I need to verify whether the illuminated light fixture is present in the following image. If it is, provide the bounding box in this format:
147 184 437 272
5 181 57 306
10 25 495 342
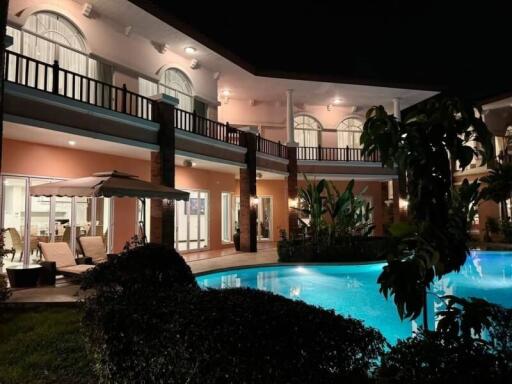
288 197 299 209
184 46 196 54
332 97 344 105
183 159 196 168
251 196 259 206
221 89 231 97
68 140 76 146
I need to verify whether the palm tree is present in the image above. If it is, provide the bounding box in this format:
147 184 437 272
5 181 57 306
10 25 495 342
480 162 512 219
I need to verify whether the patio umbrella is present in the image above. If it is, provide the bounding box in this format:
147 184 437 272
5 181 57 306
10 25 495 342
30 170 189 243
30 171 189 200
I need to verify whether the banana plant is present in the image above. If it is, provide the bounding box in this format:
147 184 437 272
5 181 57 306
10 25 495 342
295 175 327 242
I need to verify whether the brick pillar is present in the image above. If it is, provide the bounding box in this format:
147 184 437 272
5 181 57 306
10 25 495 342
150 94 177 247
0 0 10 173
287 145 299 238
240 132 257 252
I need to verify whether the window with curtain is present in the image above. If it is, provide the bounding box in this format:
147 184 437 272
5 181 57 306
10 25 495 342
294 115 321 147
6 12 112 99
336 117 363 148
138 68 194 112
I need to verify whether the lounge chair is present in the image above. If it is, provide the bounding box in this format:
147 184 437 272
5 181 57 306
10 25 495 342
39 242 94 276
78 236 111 264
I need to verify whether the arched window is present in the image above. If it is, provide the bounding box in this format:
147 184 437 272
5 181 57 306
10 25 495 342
294 114 321 147
336 117 363 148
160 68 194 112
139 68 194 112
24 12 86 52
7 11 111 89
23 12 88 76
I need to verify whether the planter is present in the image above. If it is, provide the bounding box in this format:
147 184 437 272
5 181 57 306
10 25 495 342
6 265 42 288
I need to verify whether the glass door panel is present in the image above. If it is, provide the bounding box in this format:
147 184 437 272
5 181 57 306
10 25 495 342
175 189 209 252
221 192 231 243
2 177 27 265
188 191 199 250
199 191 209 249
29 178 52 263
257 197 272 241
175 199 188 252
55 196 72 249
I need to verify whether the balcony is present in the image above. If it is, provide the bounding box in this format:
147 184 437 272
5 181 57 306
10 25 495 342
3 51 385 171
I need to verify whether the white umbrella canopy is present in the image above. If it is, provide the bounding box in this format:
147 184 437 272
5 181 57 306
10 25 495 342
29 171 189 200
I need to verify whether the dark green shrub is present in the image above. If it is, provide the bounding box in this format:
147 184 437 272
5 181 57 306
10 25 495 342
81 242 198 294
278 235 388 262
377 330 507 384
501 217 512 243
82 244 385 383
378 297 512 383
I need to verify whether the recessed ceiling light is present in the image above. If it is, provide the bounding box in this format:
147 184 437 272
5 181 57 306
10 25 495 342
184 46 196 54
68 140 76 146
333 98 344 105
221 89 231 97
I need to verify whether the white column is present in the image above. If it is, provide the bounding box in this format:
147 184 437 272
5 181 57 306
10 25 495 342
392 98 401 121
286 89 296 145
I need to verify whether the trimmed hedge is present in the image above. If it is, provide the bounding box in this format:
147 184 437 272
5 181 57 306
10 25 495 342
377 329 512 383
82 244 385 383
278 236 390 262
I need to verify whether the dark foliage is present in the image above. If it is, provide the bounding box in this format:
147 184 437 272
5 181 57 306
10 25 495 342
278 236 389 262
82 244 385 383
378 330 507 384
361 97 494 321
81 242 198 294
378 296 512 383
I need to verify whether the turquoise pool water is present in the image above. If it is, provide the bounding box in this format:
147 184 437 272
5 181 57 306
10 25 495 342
196 251 512 344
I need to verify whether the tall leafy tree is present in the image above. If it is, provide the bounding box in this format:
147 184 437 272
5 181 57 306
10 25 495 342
361 96 494 324
480 162 512 219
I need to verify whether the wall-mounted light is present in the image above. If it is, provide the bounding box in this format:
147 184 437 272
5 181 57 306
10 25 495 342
184 46 196 54
288 197 299 209
399 197 409 211
221 89 231 97
251 196 259 206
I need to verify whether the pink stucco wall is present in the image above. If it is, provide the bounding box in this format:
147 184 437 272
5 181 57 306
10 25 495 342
7 0 219 104
219 98 365 146
2 138 150 252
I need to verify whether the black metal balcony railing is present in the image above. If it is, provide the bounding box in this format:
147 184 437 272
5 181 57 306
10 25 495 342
4 50 154 120
297 146 380 162
257 135 288 158
174 108 242 146
3 51 379 163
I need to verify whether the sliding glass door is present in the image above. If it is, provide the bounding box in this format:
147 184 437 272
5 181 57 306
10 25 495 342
0 174 114 267
232 196 273 241
175 189 209 252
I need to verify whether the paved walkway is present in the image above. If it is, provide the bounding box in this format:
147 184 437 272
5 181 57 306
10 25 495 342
4 246 279 303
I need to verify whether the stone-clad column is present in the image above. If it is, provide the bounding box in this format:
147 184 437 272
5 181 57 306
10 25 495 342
150 94 178 247
286 89 296 145
239 132 257 252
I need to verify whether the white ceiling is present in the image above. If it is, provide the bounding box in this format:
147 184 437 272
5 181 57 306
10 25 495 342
74 0 437 109
4 121 152 159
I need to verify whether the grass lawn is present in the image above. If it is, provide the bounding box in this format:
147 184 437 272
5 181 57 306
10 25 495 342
0 306 97 384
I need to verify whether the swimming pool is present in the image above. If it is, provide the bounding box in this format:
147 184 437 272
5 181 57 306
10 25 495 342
196 250 512 344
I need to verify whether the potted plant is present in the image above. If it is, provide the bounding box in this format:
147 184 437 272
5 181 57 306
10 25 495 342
233 227 241 251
